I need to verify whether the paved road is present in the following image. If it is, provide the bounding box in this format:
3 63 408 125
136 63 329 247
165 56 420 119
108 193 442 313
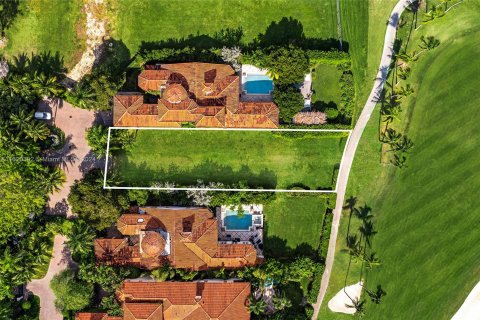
311 0 413 318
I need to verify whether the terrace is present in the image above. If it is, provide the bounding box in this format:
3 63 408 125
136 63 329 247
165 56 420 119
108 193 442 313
217 204 264 258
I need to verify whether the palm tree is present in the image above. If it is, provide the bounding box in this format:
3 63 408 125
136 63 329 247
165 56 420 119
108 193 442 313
422 4 445 24
39 167 66 194
31 73 64 98
383 128 402 146
394 136 414 153
366 285 386 304
345 297 366 316
359 221 377 249
354 205 373 222
418 35 440 52
344 235 363 263
391 153 407 168
9 110 33 132
67 82 97 109
248 296 267 315
66 220 95 258
364 252 381 269
395 84 414 100
23 121 50 142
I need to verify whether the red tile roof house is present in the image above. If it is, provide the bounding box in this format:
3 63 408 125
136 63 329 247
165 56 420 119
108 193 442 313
94 206 261 270
113 62 279 128
76 280 251 320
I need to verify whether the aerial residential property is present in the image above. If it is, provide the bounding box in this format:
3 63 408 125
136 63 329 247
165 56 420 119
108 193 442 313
1 0 479 320
113 63 279 128
76 280 251 320
94 206 262 270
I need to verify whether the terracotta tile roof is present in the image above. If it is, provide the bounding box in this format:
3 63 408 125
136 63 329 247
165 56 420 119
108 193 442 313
113 63 278 128
95 207 259 270
123 303 163 320
75 313 122 320
117 214 164 235
119 281 250 320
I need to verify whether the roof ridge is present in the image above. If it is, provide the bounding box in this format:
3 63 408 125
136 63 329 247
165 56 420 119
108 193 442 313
216 284 250 320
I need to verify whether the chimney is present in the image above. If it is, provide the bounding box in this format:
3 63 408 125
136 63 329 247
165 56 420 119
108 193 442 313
195 282 205 302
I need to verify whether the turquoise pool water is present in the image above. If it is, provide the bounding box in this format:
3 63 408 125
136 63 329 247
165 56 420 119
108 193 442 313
243 75 273 94
224 209 253 230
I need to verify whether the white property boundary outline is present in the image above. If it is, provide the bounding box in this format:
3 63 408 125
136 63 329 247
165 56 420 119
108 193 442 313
103 126 352 193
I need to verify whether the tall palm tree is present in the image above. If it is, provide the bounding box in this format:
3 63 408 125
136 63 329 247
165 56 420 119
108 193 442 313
364 252 381 270
23 120 50 142
366 285 386 304
422 4 445 24
345 297 366 316
9 110 33 132
39 167 66 194
391 153 407 168
393 136 414 153
383 128 402 147
354 205 373 222
68 82 97 109
395 84 414 99
359 220 377 249
31 73 64 98
418 35 440 52
66 220 95 258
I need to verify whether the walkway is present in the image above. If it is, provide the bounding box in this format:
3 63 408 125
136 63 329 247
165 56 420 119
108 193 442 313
311 0 413 318
26 235 77 320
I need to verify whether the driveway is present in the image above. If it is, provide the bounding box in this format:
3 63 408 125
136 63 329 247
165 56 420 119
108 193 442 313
26 235 77 320
311 0 413 318
42 100 105 216
28 100 108 320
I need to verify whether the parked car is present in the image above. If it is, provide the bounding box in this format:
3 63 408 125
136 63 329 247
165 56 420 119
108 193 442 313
34 111 51 120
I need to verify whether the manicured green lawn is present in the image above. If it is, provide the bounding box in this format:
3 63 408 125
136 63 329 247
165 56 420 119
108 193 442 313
311 64 343 107
263 195 327 258
115 0 338 53
339 0 398 121
114 130 346 190
0 0 84 69
320 2 480 319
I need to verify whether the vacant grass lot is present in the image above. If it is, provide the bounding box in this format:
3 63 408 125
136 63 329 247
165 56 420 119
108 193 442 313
312 64 343 107
115 0 338 53
320 2 480 319
264 195 327 258
0 0 84 69
113 130 346 190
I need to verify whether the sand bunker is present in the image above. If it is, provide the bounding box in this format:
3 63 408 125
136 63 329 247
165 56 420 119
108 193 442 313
452 281 480 320
328 281 363 314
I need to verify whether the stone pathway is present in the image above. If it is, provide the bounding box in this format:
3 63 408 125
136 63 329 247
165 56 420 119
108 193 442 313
311 0 414 318
66 0 107 82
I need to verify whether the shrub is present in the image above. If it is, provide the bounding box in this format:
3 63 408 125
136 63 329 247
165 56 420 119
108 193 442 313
50 270 93 314
21 301 31 310
273 85 305 123
265 46 309 85
325 108 339 120
306 267 324 304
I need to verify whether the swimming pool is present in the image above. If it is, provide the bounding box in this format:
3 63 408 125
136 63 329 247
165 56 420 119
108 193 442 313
243 75 273 94
224 209 253 231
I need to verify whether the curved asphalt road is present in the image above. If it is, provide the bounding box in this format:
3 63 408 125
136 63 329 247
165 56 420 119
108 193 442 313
312 0 413 318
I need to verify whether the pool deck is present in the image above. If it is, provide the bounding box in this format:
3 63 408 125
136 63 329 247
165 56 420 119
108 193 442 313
216 208 264 258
